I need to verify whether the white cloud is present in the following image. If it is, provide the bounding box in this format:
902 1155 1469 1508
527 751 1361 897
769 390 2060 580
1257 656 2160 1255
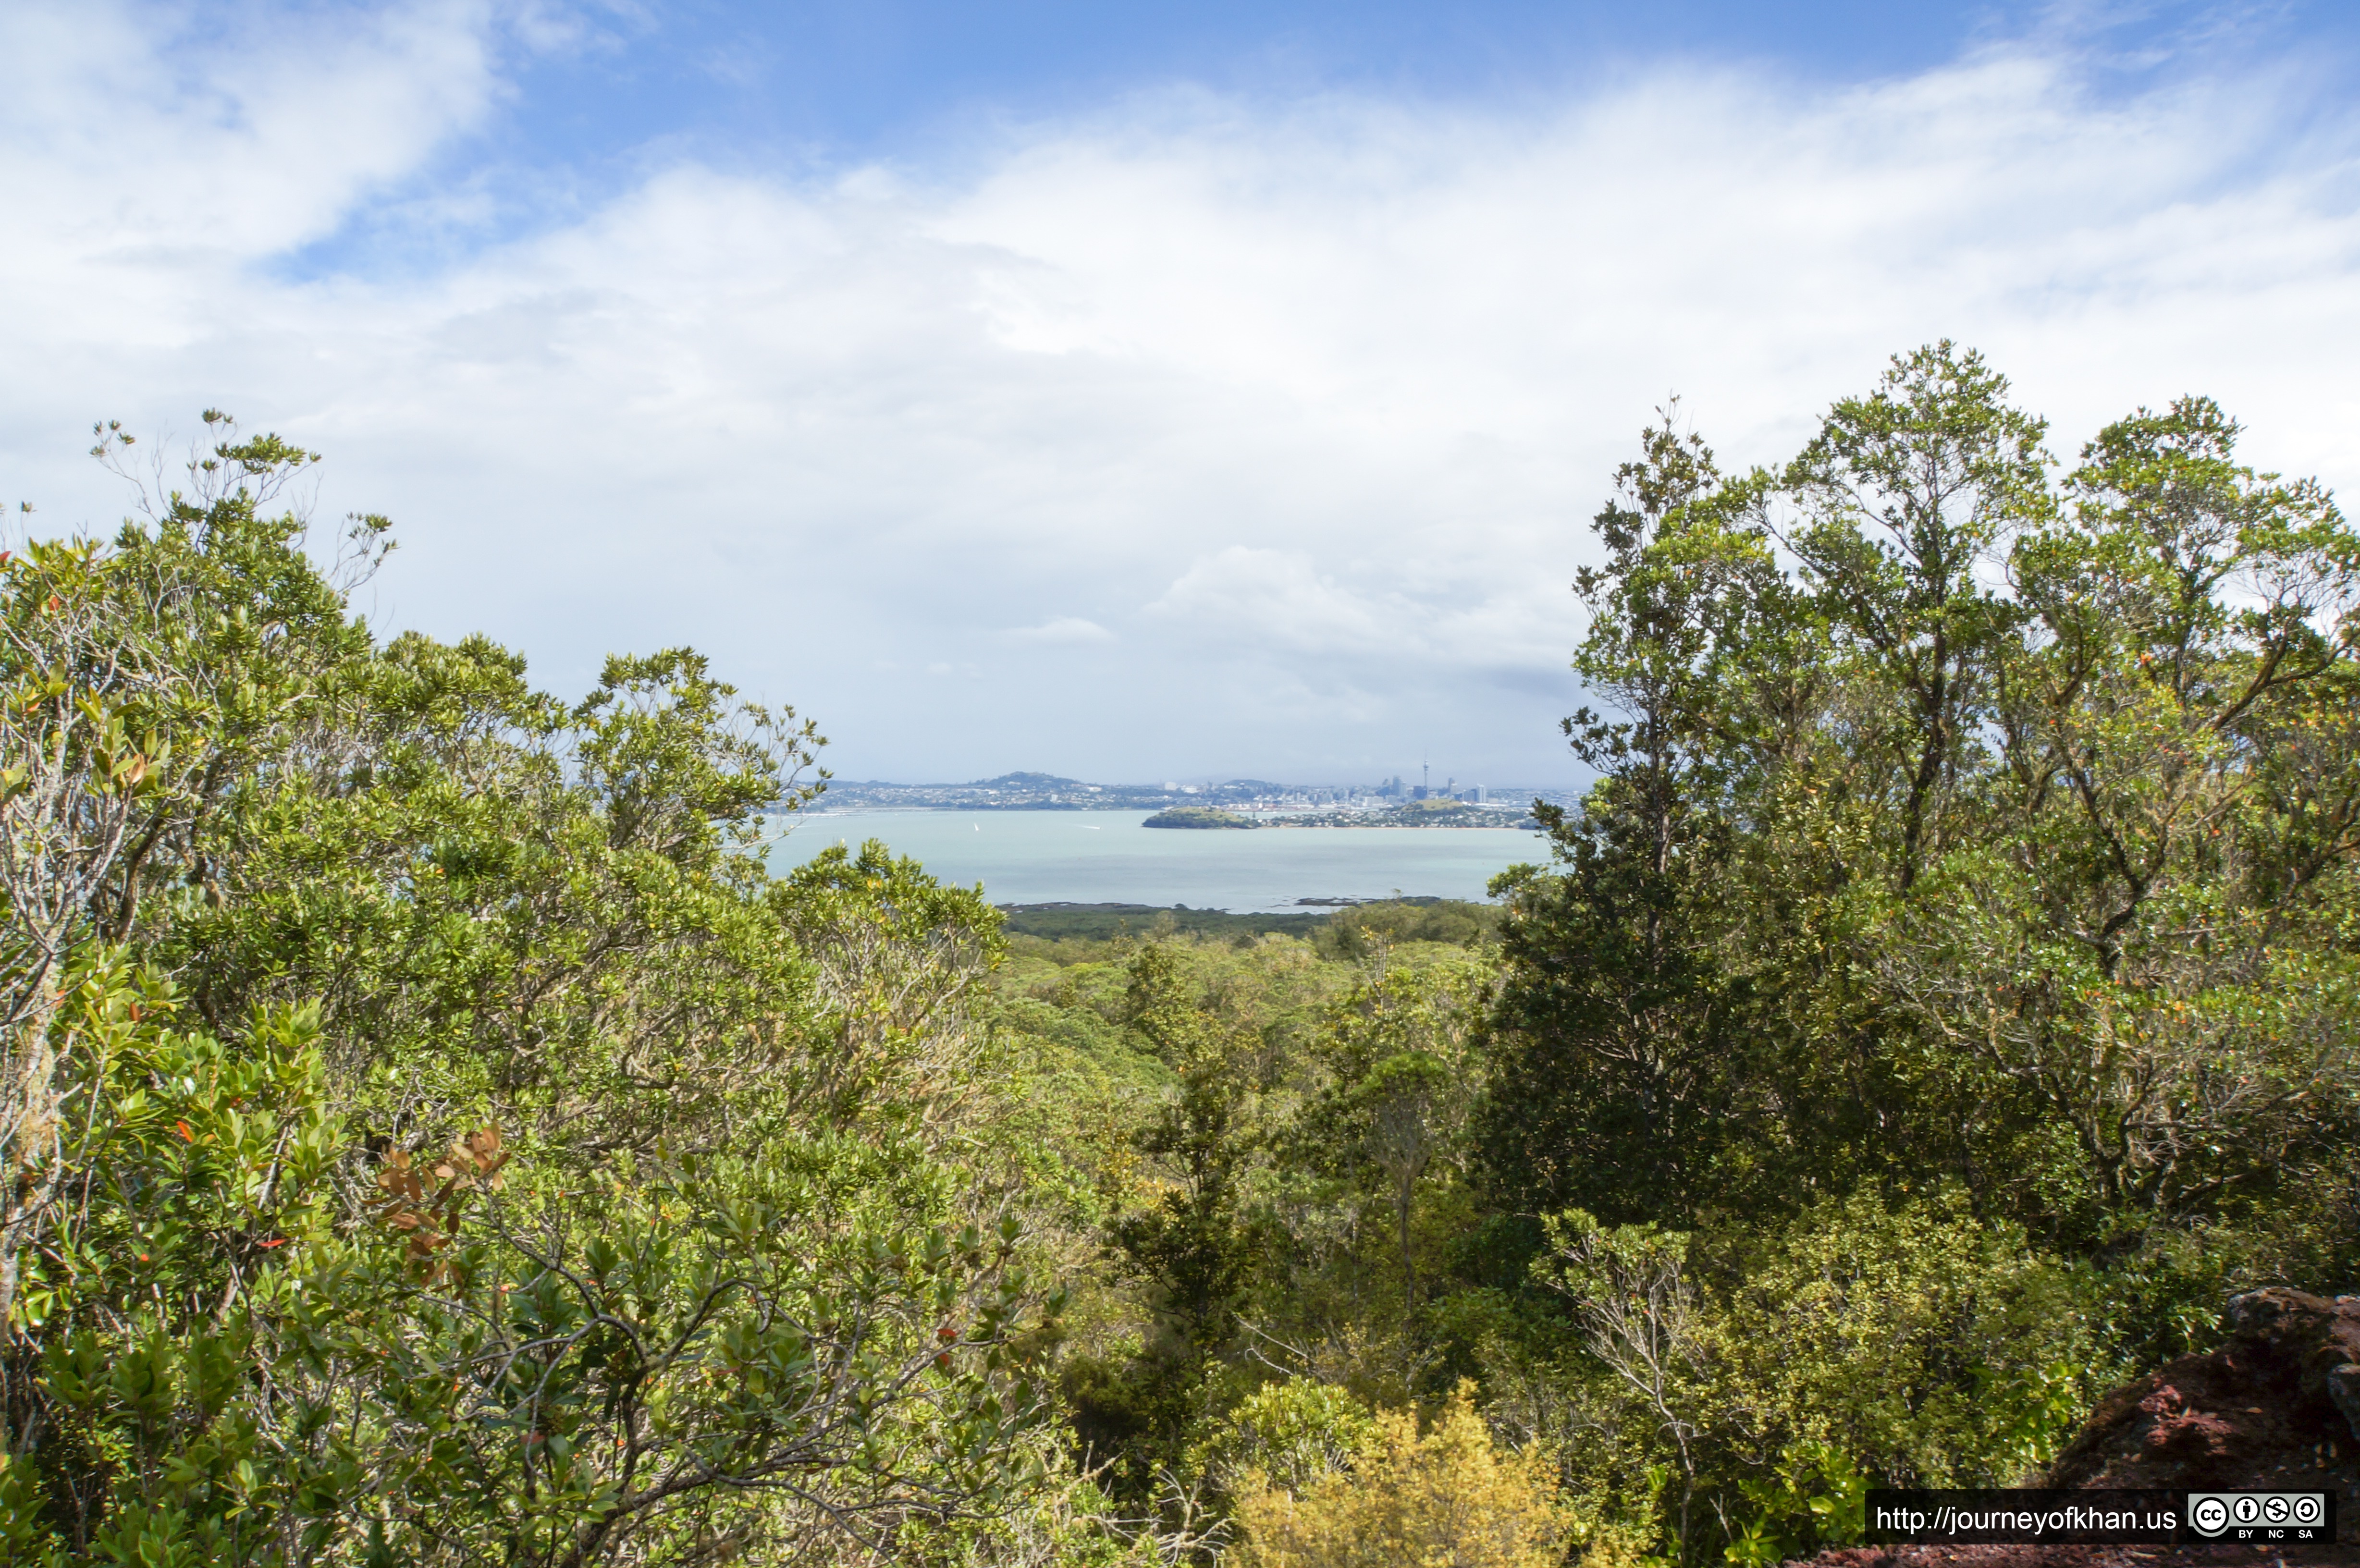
1 9 2356 784
1149 548 1396 655
1006 616 1116 644
0 0 502 284
1148 547 1574 673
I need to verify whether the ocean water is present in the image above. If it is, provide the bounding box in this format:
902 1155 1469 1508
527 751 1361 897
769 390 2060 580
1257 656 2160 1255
765 810 1551 912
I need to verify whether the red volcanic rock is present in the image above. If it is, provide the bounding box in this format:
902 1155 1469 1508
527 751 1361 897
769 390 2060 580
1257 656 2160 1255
2045 1288 2360 1494
1782 1289 2360 1568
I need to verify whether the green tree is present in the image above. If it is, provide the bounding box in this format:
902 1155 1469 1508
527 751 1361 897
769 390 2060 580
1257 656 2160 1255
1779 340 2050 892
1296 963 1487 1322
0 416 1076 1565
1485 408 1788 1223
1483 350 2359 1563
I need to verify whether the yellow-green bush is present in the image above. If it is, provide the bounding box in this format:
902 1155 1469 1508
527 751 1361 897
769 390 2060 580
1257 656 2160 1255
1232 1385 1564 1568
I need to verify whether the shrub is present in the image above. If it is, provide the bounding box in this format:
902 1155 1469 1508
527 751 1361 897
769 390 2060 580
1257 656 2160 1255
1232 1384 1564 1568
1189 1378 1373 1498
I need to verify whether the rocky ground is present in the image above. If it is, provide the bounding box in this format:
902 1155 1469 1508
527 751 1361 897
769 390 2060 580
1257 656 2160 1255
1791 1289 2360 1567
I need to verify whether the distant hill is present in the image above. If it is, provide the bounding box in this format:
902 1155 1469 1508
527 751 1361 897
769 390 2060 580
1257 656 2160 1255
970 771 1087 789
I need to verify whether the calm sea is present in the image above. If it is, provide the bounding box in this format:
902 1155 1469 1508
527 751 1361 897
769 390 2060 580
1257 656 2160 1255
765 810 1551 912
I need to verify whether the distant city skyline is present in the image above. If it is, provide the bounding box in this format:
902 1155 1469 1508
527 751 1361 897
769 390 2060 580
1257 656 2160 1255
804 771 1578 813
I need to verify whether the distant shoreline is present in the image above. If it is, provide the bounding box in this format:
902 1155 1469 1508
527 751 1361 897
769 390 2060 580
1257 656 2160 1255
1256 821 1542 830
778 773 1584 818
792 806 1539 831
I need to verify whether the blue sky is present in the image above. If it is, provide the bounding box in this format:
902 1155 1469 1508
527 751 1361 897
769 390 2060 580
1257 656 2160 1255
295 2 2357 270
481 1 2033 161
4 0 2358 785
435 2 2350 153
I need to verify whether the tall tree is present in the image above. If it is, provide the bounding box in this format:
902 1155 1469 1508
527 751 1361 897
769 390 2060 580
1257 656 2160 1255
1780 342 2049 891
1486 409 1791 1223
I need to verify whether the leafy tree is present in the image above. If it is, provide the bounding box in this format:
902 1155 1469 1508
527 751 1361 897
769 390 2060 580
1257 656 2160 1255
1187 1380 1372 1501
0 416 1072 1565
1484 408 1783 1224
1482 349 2358 1562
1778 341 2050 892
1295 963 1488 1321
9 359 2347 1568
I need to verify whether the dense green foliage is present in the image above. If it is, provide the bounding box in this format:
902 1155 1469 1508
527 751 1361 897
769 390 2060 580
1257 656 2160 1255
983 345 2359 1567
1474 347 2360 1559
5 346 2352 1567
999 905 1328 945
0 421 1069 1565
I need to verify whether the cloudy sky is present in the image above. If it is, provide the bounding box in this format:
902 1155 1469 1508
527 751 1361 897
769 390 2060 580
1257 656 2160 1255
3 1 2356 788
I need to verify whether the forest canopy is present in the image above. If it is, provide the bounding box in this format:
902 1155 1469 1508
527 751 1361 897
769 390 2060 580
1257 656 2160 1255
0 346 2353 1566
